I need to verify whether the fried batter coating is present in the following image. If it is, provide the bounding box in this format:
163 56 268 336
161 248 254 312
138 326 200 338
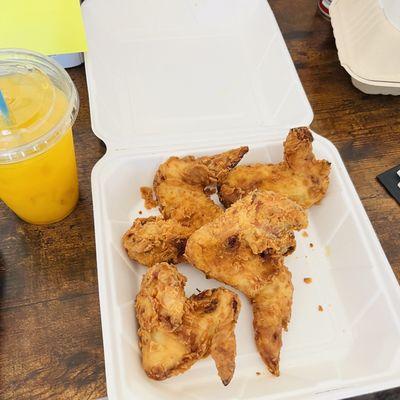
185 190 307 375
123 147 248 267
135 263 240 385
123 217 192 267
252 265 293 376
218 127 331 209
140 186 157 209
154 146 248 230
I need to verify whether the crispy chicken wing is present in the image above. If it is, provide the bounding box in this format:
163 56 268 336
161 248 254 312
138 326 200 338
135 262 240 385
123 147 248 267
154 146 248 230
185 190 307 375
123 217 192 267
218 127 331 209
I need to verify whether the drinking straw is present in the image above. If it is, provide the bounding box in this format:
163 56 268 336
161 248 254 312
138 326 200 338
0 89 11 126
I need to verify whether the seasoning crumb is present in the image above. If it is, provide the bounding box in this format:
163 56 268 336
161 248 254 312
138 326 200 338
138 210 143 215
140 187 157 209
256 372 261 376
304 277 312 284
318 305 324 312
309 242 314 248
302 231 308 238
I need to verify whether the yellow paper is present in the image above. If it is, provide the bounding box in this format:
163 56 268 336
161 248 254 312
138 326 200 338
0 0 87 55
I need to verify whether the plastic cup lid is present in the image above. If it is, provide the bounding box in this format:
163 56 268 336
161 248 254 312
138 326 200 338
0 49 79 163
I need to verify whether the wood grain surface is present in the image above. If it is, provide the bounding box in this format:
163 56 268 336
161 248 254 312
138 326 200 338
1 0 399 398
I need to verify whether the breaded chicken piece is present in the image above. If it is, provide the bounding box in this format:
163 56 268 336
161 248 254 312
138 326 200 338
185 190 307 376
218 127 331 209
154 146 248 231
123 217 192 267
136 263 240 385
123 147 248 268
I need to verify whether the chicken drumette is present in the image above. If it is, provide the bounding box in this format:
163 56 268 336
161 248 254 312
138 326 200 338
123 217 191 267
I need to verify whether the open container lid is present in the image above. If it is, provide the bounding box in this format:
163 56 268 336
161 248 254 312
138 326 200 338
380 0 400 33
82 0 313 153
83 2 400 400
331 0 400 87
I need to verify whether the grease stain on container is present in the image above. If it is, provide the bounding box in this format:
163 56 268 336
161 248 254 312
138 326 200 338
324 245 331 257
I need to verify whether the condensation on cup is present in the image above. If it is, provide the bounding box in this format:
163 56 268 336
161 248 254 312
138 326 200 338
318 0 332 19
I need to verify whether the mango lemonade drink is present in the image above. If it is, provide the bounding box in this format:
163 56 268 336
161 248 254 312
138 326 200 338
0 50 79 224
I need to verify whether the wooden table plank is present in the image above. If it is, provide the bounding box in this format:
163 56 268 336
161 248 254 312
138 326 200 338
1 293 105 399
1 0 399 398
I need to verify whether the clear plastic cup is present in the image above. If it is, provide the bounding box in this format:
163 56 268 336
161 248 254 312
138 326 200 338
0 49 79 224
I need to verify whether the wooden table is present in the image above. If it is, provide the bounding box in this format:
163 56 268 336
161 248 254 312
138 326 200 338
1 0 399 398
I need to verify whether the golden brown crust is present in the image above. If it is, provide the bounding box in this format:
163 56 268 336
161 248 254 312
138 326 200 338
218 127 331 209
185 190 307 376
124 147 248 268
140 186 157 209
252 265 293 376
153 147 248 231
186 190 308 270
123 217 191 267
135 263 240 384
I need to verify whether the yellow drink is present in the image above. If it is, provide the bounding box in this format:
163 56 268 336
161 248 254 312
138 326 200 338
0 50 79 224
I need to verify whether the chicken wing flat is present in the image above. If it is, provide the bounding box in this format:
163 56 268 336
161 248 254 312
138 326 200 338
135 262 240 385
185 190 307 376
154 146 248 231
123 217 192 267
218 127 331 209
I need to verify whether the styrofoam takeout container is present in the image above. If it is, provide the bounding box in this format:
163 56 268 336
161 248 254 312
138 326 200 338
82 0 400 398
331 0 400 95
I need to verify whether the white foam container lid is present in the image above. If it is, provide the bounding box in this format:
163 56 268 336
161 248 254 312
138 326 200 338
331 0 400 95
82 0 400 399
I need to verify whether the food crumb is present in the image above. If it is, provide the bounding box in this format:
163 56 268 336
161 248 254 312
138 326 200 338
309 242 314 248
256 372 261 376
304 277 312 284
140 187 157 209
318 305 324 312
138 210 143 215
302 231 308 238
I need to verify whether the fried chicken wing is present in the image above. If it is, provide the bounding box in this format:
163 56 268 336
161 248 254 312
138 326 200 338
218 127 331 209
154 146 248 230
135 263 240 385
123 217 192 267
123 147 248 267
185 190 307 375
